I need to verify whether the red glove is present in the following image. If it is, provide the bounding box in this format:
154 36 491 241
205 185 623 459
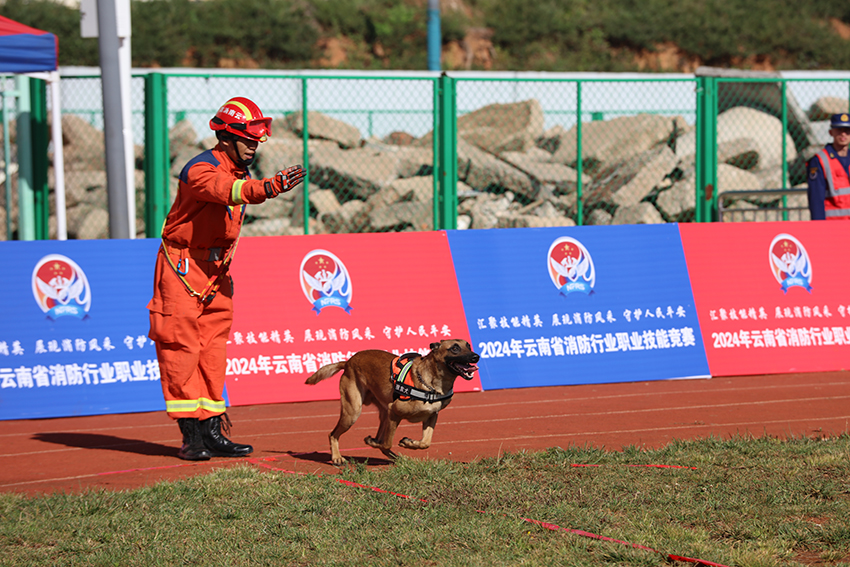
264 165 306 198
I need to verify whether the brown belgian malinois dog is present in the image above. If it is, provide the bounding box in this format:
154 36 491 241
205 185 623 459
305 339 480 465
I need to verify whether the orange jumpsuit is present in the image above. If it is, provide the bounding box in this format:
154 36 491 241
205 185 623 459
147 144 274 420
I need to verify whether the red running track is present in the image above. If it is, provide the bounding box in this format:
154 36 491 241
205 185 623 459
2 371 849 495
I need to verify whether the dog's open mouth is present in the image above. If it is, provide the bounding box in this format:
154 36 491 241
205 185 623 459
448 360 478 380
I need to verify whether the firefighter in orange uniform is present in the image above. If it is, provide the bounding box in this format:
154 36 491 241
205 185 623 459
807 113 850 220
148 97 305 460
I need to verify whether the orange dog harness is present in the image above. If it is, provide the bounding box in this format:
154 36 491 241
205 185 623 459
391 353 453 403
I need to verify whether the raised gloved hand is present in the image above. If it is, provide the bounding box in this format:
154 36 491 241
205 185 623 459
264 165 306 198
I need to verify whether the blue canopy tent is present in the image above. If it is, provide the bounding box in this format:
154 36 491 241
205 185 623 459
0 15 66 240
0 15 58 72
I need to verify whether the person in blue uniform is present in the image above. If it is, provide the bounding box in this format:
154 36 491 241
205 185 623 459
807 113 850 220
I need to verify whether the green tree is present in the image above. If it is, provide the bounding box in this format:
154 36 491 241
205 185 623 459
186 0 318 68
132 0 195 68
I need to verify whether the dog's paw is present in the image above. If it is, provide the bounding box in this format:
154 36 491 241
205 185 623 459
398 437 430 450
364 435 382 449
331 456 347 466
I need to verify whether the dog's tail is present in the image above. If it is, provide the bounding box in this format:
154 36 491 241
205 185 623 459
304 361 346 385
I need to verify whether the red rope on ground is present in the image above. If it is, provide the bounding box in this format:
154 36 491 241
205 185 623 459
522 519 730 566
570 463 698 469
250 457 730 567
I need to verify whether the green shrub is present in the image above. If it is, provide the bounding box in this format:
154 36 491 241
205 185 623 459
597 0 850 69
132 0 195 68
3 0 850 71
312 0 371 37
182 0 318 68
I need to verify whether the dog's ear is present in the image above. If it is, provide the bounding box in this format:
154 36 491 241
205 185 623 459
430 342 441 351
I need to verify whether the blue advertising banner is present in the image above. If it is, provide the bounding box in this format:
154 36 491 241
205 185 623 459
447 225 710 389
0 239 167 420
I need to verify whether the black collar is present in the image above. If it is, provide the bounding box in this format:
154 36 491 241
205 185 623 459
392 380 453 403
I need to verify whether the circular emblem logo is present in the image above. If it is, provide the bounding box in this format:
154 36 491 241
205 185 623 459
547 236 596 296
769 233 812 293
32 254 92 319
300 249 353 314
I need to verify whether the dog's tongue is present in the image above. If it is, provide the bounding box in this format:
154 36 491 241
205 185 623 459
450 361 479 379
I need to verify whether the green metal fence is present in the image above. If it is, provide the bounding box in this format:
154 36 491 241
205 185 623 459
451 76 698 228
702 76 849 223
143 73 448 238
8 71 850 240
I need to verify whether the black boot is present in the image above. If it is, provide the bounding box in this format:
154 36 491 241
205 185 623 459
177 418 212 461
200 413 253 457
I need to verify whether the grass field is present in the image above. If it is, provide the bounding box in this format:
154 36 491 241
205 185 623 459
2 434 849 567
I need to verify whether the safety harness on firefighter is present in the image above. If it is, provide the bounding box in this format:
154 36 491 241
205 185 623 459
160 237 240 303
391 352 453 403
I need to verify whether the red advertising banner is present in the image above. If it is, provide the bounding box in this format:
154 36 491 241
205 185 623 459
224 232 481 406
679 221 850 376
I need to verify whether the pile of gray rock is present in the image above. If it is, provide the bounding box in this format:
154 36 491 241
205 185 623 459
7 79 841 240
231 98 814 233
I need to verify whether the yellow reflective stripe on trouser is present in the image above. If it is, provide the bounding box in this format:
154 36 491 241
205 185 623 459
231 179 247 205
166 398 227 413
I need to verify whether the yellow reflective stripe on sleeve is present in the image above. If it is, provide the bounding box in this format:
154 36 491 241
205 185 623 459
231 179 247 205
165 398 227 413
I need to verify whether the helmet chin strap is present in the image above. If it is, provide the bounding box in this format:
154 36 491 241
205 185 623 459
222 133 255 167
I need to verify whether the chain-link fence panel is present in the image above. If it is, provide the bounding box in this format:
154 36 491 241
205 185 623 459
161 73 438 236
713 78 804 222
711 77 850 222
452 77 698 228
46 71 850 240
54 73 147 239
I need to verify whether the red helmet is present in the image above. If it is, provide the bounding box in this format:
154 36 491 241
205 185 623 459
210 97 271 142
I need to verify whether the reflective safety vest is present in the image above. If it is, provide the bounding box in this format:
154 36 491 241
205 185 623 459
815 148 850 220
